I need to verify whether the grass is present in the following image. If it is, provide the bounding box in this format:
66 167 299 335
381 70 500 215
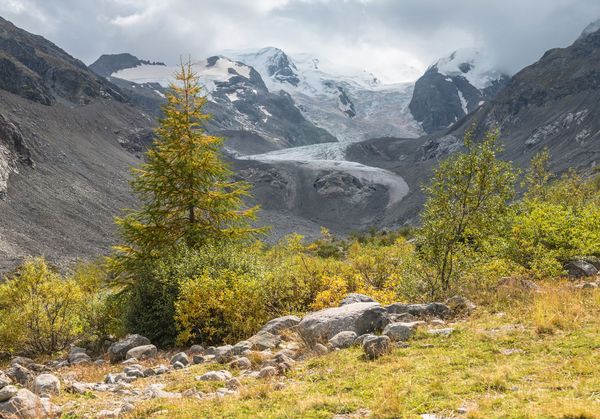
59 281 600 418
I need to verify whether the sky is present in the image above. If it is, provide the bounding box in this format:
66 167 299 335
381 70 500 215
1 0 599 83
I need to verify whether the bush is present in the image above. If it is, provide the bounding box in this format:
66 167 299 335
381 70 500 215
0 258 84 355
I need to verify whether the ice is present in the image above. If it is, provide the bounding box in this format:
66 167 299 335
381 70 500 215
458 90 468 115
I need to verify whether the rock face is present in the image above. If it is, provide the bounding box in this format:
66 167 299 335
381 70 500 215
107 335 151 363
0 17 124 106
297 302 389 345
409 48 509 134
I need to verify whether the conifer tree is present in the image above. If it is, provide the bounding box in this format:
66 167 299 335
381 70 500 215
113 60 260 273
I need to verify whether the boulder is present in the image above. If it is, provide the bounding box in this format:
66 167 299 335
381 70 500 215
170 352 189 366
259 315 301 335
232 341 253 355
248 331 282 350
33 373 61 396
445 295 476 315
258 366 278 379
382 322 415 342
297 302 389 345
69 347 92 365
0 385 17 402
10 357 34 367
214 345 234 363
389 312 416 323
6 364 34 386
314 343 329 355
172 361 185 370
0 372 11 389
354 333 377 347
196 370 232 382
362 335 392 359
328 331 358 349
387 302 451 319
107 334 151 363
228 357 252 370
126 344 158 360
566 259 599 277
189 345 204 355
0 389 61 418
340 293 377 306
428 328 455 337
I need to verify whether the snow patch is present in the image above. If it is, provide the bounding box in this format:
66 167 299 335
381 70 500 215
433 48 505 90
457 90 468 115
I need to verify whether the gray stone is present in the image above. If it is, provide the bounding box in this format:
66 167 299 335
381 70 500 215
248 331 282 350
340 293 377 306
10 357 34 367
445 295 477 315
172 361 185 370
0 389 61 418
192 355 205 365
0 385 17 402
107 334 151 363
196 370 232 382
258 366 278 379
6 364 34 386
68 347 92 365
428 328 455 337
314 343 329 355
189 345 204 355
328 331 358 349
33 373 61 396
383 322 415 341
389 312 416 323
260 315 302 335
214 345 234 363
170 352 190 366
363 335 392 359
127 344 158 360
354 333 377 347
228 357 252 370
298 302 389 345
566 259 599 277
0 372 11 389
226 378 241 389
232 340 254 355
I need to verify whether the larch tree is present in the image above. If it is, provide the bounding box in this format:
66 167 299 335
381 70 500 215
113 60 261 275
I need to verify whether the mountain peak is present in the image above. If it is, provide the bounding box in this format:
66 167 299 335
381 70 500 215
431 48 506 90
89 53 165 77
578 19 600 40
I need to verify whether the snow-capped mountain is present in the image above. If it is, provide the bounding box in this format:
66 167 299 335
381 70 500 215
90 54 336 154
227 47 424 143
409 48 510 133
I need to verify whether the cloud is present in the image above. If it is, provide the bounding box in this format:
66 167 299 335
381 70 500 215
1 0 599 82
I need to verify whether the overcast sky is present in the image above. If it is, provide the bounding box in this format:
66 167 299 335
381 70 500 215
1 0 599 83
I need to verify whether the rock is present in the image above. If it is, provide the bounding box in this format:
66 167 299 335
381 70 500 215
0 385 18 402
107 334 151 363
189 345 204 355
362 335 392 359
430 319 446 326
226 378 241 389
121 357 139 365
232 340 254 355
248 331 282 350
0 372 11 389
196 370 232 382
6 364 34 386
205 346 217 355
428 328 455 337
445 295 477 315
258 366 278 379
0 389 61 418
172 361 185 370
126 344 158 360
228 357 252 370
214 345 234 363
354 333 377 347
154 365 169 375
68 347 92 364
145 383 182 399
125 367 144 378
389 312 416 323
387 302 451 319
340 293 377 306
566 259 599 277
170 352 190 366
383 322 416 341
260 315 302 335
297 302 389 345
143 368 156 377
33 373 61 396
314 343 329 355
580 282 599 290
104 373 129 384
10 357 34 367
192 355 205 365
328 331 358 349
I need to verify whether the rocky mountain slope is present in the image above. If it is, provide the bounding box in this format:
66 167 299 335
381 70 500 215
92 54 337 154
409 49 510 134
